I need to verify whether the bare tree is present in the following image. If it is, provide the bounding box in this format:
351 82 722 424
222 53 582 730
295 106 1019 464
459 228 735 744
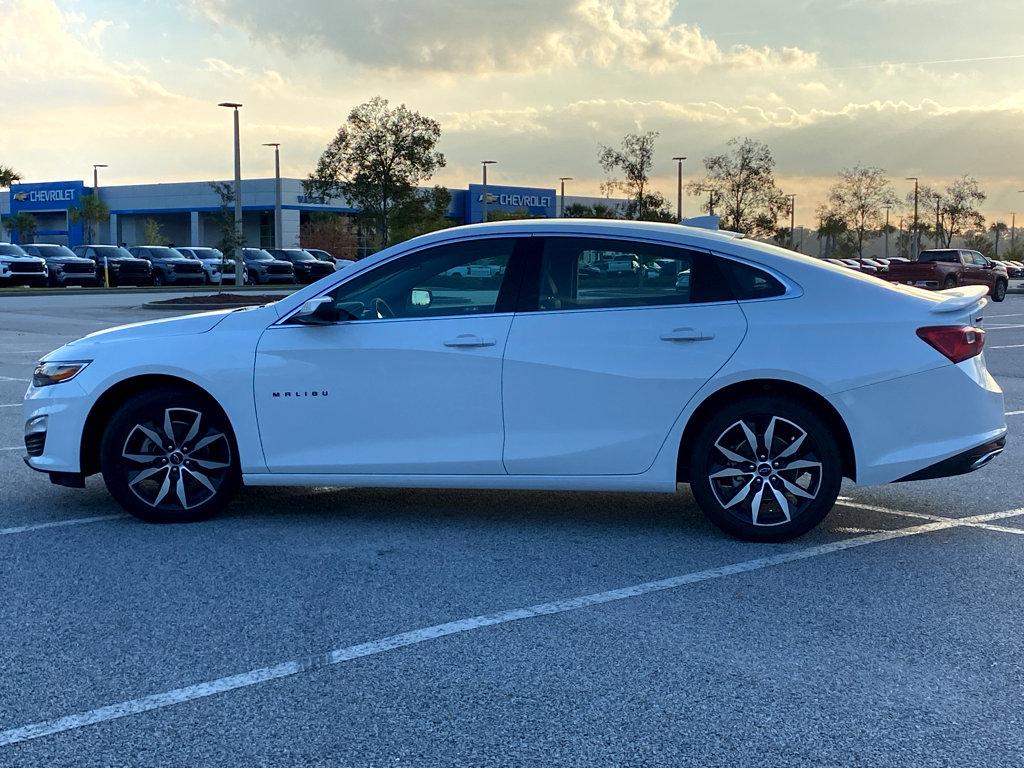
939 175 986 248
823 165 897 257
598 131 673 221
687 137 786 235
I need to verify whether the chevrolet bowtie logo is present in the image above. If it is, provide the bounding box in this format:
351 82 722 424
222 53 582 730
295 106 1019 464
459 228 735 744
477 193 498 204
12 192 28 202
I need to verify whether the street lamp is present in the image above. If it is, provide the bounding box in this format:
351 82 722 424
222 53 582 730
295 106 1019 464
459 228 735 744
906 177 919 259
671 156 686 222
930 191 942 248
219 102 244 286
263 143 282 249
558 177 573 217
480 160 497 223
91 164 107 193
698 186 717 217
787 194 797 250
884 205 891 259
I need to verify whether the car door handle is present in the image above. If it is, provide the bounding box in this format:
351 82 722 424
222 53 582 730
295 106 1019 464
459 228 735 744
660 327 713 342
443 334 496 348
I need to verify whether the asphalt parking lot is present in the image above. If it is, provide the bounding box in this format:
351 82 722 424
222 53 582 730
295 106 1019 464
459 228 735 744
2 290 1024 766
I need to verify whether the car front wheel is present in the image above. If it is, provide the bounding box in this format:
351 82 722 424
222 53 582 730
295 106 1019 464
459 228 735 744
689 396 842 542
100 387 240 522
993 279 1007 302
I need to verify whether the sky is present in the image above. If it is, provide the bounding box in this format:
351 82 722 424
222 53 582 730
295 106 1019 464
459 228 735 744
3 0 1024 226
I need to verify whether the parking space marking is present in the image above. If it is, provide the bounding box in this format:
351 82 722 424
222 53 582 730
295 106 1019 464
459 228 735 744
1006 410 1024 416
0 447 22 452
0 515 128 537
990 344 1024 349
0 376 29 383
2 505 1023 749
0 404 19 408
987 313 1024 318
836 498 1024 534
986 324 1024 330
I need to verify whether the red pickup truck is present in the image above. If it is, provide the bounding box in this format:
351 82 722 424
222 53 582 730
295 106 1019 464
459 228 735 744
886 248 1008 302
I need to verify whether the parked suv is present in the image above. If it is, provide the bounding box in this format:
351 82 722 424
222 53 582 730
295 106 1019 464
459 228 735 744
0 243 47 287
267 248 335 284
73 245 153 286
127 246 205 286
176 247 235 284
22 244 98 287
241 248 295 284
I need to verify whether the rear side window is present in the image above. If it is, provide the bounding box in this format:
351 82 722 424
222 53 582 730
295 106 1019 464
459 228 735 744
918 250 960 263
718 258 786 300
528 237 733 311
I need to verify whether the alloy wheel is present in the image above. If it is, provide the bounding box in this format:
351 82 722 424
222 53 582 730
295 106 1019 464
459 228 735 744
121 407 232 511
707 416 823 527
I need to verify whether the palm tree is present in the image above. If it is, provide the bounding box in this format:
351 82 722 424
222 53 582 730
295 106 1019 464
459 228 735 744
0 165 22 189
991 221 1008 258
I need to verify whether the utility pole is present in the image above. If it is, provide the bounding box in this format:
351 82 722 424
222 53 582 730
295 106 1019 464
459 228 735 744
906 177 919 259
263 143 282 249
787 194 797 250
671 156 686 221
933 193 942 248
480 160 497 223
884 205 891 259
219 102 244 286
1012 212 1017 253
90 164 107 245
558 177 572 217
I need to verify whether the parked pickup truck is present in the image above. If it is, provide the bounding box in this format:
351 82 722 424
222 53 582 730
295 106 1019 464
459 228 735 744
886 248 1008 302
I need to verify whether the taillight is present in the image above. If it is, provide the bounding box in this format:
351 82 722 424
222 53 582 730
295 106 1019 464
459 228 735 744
917 325 985 363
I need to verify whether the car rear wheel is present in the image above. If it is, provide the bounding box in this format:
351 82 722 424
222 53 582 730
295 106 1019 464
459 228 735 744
152 270 166 287
100 387 240 523
993 279 1007 302
689 396 842 542
943 275 958 289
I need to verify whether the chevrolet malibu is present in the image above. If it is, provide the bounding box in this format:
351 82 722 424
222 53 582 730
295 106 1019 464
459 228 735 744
23 220 1006 541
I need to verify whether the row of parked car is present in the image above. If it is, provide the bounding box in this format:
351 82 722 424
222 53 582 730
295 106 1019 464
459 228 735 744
0 243 353 288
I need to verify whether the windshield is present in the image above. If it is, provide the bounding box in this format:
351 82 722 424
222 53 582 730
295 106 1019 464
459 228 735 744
92 246 134 260
191 248 223 260
280 249 316 262
243 248 274 261
31 245 78 258
147 247 185 259
0 244 28 256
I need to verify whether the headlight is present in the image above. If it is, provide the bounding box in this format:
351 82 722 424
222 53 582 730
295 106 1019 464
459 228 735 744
32 361 90 387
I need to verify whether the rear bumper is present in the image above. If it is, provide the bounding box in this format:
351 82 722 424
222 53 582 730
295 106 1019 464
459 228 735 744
895 435 1006 482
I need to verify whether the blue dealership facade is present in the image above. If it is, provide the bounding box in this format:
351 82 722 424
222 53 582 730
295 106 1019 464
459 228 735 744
0 178 616 249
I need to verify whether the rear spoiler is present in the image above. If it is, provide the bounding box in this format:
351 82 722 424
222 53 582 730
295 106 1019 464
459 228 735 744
929 285 989 314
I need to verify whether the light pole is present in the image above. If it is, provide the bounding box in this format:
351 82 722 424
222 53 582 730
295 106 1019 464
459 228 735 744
931 192 942 248
1012 212 1017 253
787 194 797 250
90 164 107 244
219 102 244 286
263 143 282 249
906 177 919 259
884 205 891 259
558 177 573 217
671 156 686 222
480 160 497 223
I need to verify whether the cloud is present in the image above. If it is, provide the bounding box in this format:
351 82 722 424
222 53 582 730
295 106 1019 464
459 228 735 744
191 0 818 75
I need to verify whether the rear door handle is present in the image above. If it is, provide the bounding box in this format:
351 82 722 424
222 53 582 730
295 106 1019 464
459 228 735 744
443 334 496 348
660 327 713 342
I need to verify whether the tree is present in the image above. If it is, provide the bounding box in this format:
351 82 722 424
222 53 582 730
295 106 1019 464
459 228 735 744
914 176 986 248
69 193 110 243
3 211 37 243
208 181 246 283
300 214 358 261
389 185 453 243
991 221 1008 257
563 202 621 219
822 165 897 257
688 137 787 236
304 97 445 250
962 231 993 258
0 165 22 189
142 217 164 246
598 131 672 221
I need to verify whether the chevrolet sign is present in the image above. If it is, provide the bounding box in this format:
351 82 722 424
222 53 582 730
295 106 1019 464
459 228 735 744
22 189 76 203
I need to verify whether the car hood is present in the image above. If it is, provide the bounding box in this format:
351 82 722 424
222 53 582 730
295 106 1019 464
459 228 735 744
0 255 44 264
152 257 196 265
56 309 236 353
45 256 95 265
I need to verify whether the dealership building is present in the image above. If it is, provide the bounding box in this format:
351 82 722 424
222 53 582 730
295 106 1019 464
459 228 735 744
0 178 621 249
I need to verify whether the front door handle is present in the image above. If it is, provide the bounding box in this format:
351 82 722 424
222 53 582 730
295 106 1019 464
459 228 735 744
660 327 714 342
443 334 496 348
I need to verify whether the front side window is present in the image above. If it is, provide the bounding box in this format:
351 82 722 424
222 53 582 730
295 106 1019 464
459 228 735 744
313 238 520 322
527 237 733 311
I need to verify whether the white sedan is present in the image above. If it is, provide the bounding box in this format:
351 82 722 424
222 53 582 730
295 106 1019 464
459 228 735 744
22 220 1006 541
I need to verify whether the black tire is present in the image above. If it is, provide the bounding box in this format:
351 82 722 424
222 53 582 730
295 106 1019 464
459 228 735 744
689 396 842 542
247 269 259 285
943 275 958 289
152 270 165 287
100 387 240 523
993 279 1007 302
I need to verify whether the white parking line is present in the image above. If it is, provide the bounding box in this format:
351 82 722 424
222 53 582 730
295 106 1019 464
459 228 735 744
990 344 1024 349
0 515 127 537
0 404 19 408
0 446 22 452
0 376 29 383
2 505 1022 748
986 324 1024 330
836 498 1024 535
1005 410 1024 416
987 313 1024 319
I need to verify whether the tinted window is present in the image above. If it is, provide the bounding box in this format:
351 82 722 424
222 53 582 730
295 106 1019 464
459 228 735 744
918 250 960 263
190 248 222 259
243 248 274 261
146 247 183 259
528 237 732 311
319 238 520 321
971 253 988 267
0 244 28 256
718 258 786 300
93 246 133 260
272 249 316 262
30 244 77 258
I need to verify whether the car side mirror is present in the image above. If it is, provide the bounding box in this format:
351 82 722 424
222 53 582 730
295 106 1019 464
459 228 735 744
291 296 337 325
411 288 432 307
